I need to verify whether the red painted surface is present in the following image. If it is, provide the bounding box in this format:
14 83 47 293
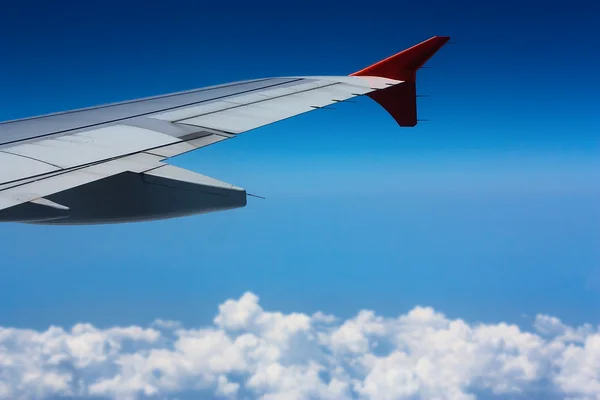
350 36 450 126
367 82 418 127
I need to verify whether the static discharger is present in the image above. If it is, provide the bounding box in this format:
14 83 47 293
247 193 266 200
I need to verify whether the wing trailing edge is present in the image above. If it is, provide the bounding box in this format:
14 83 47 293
350 36 450 127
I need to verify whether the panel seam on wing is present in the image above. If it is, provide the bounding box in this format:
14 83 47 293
166 82 341 124
0 150 62 169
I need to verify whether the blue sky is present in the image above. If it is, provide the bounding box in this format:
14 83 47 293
1 1 599 399
0 0 599 349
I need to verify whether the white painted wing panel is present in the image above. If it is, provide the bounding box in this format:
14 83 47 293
0 152 59 183
181 109 275 133
147 142 196 158
178 84 355 133
0 166 116 211
150 81 337 123
289 89 350 106
3 125 179 168
247 87 300 98
150 101 241 122
183 99 319 133
110 153 164 173
0 194 23 210
0 153 164 211
148 134 229 158
323 83 375 97
284 80 335 91
356 76 402 89
179 103 312 133
300 75 402 89
222 92 273 105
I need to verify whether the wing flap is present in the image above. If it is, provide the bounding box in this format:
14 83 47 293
2 125 178 169
145 134 229 158
0 153 164 212
175 81 377 134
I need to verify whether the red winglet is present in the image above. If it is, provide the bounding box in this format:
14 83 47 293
350 36 450 127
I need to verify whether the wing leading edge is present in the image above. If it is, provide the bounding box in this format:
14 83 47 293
0 36 450 225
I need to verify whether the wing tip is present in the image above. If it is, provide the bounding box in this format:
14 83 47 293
349 35 450 127
350 35 450 82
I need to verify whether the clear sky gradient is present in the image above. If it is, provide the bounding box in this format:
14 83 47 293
0 0 598 333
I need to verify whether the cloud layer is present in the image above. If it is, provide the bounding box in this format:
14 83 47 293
1 292 599 400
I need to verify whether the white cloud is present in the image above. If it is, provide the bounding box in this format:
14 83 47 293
1 292 600 400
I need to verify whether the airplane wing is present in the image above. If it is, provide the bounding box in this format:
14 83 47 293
0 36 449 225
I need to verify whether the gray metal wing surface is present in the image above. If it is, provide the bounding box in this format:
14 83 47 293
0 36 450 225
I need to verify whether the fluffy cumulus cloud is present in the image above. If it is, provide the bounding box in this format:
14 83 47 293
1 293 600 400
